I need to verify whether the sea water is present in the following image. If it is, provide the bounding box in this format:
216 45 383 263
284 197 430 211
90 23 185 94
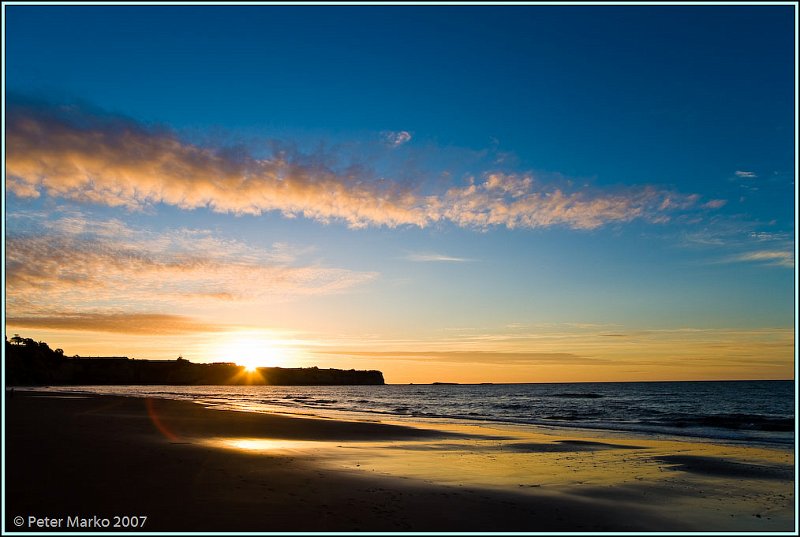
26 380 795 445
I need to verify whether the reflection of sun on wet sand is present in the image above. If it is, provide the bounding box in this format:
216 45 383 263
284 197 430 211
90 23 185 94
6 392 794 532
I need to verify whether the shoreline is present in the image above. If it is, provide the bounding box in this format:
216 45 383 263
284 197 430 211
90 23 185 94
14 384 795 449
5 390 795 532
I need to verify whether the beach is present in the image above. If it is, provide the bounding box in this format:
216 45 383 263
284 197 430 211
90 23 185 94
5 391 795 532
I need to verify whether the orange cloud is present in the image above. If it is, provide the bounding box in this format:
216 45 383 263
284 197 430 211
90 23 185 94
7 313 217 334
7 100 709 231
310 325 793 382
314 350 603 365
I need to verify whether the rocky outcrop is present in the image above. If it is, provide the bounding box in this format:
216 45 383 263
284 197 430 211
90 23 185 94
6 338 384 386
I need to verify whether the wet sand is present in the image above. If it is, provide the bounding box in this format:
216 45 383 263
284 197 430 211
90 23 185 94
5 391 795 532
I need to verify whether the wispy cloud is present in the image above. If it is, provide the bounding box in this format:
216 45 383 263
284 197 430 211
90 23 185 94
382 130 412 147
441 175 702 230
311 324 793 376
749 231 792 242
315 350 603 365
7 99 715 231
702 199 727 209
727 250 794 268
735 170 757 178
5 214 377 321
405 252 472 263
6 313 217 334
677 213 793 269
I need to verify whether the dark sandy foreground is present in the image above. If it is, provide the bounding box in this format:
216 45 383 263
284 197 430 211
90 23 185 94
5 391 795 532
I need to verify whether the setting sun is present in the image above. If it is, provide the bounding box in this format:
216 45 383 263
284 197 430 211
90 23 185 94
213 332 290 370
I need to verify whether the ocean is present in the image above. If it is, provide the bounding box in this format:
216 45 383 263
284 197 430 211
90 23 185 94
25 380 795 446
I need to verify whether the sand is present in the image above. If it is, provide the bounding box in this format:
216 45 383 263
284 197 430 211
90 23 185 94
4 391 795 532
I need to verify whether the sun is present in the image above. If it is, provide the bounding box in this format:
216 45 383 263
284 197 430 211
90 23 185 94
218 333 287 370
206 330 301 371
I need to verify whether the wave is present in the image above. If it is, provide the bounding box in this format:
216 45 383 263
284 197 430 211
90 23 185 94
24 382 794 445
645 413 795 433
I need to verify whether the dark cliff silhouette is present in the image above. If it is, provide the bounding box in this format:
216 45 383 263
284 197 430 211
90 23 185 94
5 335 384 386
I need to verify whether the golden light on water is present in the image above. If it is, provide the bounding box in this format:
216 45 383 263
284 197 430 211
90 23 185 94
208 437 329 452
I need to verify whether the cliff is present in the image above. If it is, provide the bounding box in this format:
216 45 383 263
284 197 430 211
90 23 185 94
5 337 384 386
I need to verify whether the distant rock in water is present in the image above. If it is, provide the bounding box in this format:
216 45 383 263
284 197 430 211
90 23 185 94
5 337 384 386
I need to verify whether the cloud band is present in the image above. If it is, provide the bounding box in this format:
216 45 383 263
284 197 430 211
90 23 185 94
8 99 709 231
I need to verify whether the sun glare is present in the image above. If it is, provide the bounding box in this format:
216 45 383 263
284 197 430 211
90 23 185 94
213 333 290 370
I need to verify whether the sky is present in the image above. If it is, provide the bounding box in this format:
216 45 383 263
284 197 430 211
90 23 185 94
3 3 796 384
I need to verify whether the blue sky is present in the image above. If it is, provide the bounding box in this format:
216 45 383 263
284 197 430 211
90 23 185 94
4 4 795 382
